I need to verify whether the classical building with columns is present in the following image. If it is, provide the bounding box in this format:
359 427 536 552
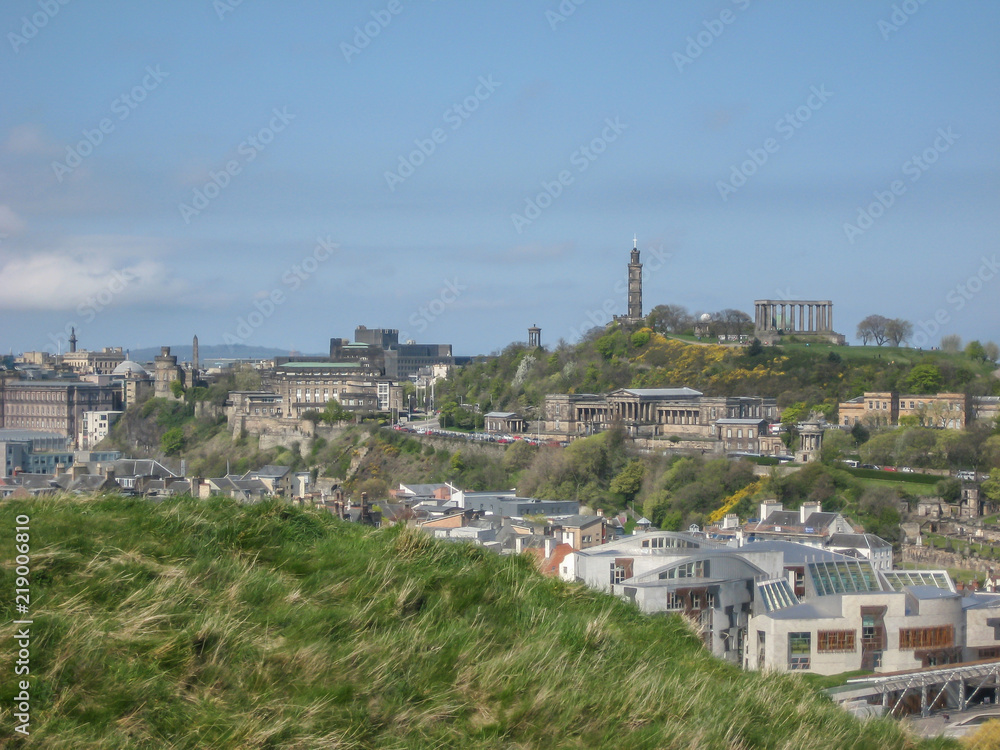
545 388 779 442
753 300 845 345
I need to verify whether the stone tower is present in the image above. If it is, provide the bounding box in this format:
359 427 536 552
192 334 199 375
69 327 78 353
627 236 642 321
528 324 541 348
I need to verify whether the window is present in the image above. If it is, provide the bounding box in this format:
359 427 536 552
707 592 716 609
899 626 953 650
817 630 856 653
788 632 811 670
666 591 683 610
691 593 702 609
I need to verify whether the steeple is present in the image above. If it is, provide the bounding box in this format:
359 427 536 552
69 327 78 353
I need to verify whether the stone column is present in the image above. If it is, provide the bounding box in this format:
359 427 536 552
808 304 814 332
827 305 833 333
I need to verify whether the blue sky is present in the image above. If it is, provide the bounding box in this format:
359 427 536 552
1 0 998 357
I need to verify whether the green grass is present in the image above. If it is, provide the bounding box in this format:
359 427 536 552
0 495 957 749
845 467 942 485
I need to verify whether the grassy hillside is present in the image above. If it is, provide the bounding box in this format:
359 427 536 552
440 329 998 421
0 495 955 749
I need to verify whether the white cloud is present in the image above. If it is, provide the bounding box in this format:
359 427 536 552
4 124 58 156
0 205 26 235
0 235 191 311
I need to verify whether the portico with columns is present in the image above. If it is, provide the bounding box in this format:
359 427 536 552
753 299 845 345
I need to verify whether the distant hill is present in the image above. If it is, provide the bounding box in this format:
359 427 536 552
127 343 327 365
0 495 949 749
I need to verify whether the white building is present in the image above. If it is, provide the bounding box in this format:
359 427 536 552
78 410 123 450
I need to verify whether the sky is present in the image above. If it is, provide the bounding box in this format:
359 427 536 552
1 0 998 358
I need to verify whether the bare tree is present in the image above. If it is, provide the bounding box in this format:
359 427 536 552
940 333 962 353
856 314 889 346
984 341 1000 364
885 318 913 347
646 304 693 334
718 309 753 337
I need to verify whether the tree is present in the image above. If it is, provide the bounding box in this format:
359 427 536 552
903 364 942 394
982 468 1000 504
856 314 889 346
940 333 962 353
161 426 185 456
966 340 988 362
935 478 962 503
646 304 693 335
717 309 753 338
984 341 1000 364
169 379 185 399
745 338 763 357
885 318 913 347
610 459 646 503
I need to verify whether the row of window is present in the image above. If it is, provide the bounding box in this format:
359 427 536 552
899 625 954 650
5 390 70 401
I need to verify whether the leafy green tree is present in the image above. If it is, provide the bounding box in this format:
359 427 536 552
169 379 185 399
780 402 809 427
161 426 185 456
935 478 962 503
610 459 645 503
903 364 942 394
850 421 870 446
982 469 1000 504
502 440 536 472
322 400 351 424
630 329 651 348
966 340 987 362
594 329 628 361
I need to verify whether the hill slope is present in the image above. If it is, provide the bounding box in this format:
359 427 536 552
0 496 955 749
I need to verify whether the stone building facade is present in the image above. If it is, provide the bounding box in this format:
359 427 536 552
60 346 127 375
261 362 402 419
545 388 778 440
0 381 120 443
839 391 971 429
